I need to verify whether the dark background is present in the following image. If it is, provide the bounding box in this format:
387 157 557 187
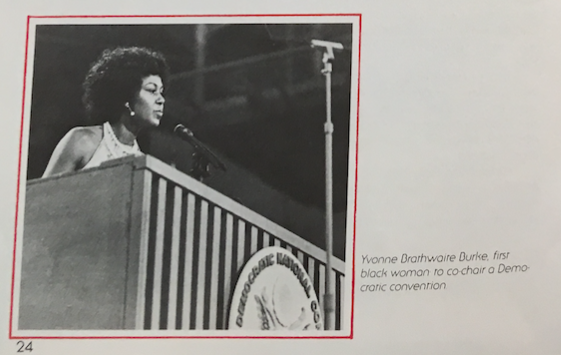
27 23 354 258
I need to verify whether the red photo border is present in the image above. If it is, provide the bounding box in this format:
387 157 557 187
10 13 362 340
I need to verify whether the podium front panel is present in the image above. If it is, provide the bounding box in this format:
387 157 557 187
19 163 136 330
130 157 346 331
19 156 346 331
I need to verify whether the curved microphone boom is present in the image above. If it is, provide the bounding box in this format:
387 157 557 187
173 124 227 172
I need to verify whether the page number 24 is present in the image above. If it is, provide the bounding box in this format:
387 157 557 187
16 341 33 353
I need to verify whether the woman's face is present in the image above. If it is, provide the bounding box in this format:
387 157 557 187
130 75 165 127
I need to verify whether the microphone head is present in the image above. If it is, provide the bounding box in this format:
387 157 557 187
173 123 184 133
172 123 227 172
174 124 193 137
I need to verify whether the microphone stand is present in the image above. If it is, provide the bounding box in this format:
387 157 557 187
190 151 211 182
173 124 227 182
311 39 343 331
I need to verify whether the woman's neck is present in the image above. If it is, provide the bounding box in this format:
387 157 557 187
109 119 138 147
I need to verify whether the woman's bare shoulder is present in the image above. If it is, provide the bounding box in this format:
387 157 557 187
64 125 103 163
65 125 102 149
42 125 103 177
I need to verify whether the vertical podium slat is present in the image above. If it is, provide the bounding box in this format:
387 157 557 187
167 186 182 330
250 226 258 255
307 258 315 290
151 178 167 329
208 206 222 329
286 245 293 254
338 273 344 330
195 200 209 329
236 220 246 270
296 249 304 264
181 193 196 329
222 213 234 328
329 268 337 331
133 171 153 329
319 263 326 324
262 232 270 248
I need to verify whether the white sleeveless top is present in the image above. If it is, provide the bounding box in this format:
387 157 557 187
82 122 143 170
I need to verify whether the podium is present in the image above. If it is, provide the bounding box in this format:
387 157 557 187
18 155 345 330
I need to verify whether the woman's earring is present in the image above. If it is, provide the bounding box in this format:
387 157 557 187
125 102 135 116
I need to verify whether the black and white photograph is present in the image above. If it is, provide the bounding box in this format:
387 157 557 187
4 1 561 355
13 16 359 335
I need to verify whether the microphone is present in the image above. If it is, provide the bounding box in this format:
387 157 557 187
173 124 227 172
311 39 344 63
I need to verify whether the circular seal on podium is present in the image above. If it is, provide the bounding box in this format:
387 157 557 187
228 247 323 331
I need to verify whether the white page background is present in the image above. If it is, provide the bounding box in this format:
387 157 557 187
1 1 561 354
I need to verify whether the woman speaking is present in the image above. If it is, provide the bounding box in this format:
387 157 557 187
42 46 169 177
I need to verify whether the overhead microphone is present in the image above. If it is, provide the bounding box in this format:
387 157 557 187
263 24 351 50
173 124 227 172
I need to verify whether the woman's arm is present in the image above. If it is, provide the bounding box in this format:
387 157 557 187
42 126 102 178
